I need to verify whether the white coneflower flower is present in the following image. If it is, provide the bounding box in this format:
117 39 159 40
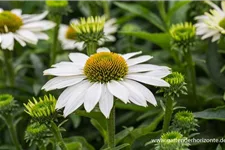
0 8 55 50
58 18 118 50
42 48 170 118
195 1 225 42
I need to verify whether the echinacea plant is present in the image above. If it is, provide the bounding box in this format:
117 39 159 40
0 94 22 150
42 47 171 148
0 8 55 86
59 18 118 51
24 95 67 150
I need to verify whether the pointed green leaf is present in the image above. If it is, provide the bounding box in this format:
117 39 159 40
194 106 225 121
119 31 170 49
114 2 165 31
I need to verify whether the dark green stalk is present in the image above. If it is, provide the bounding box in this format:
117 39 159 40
86 42 97 56
50 15 62 66
106 105 115 149
162 97 173 133
3 50 15 87
49 121 67 150
103 0 110 19
184 47 197 105
1 115 22 150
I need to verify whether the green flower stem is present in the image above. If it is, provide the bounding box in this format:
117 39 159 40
103 1 110 19
157 1 168 29
184 48 197 105
50 15 62 66
87 41 97 56
49 121 67 150
106 105 115 149
162 97 173 133
1 115 22 150
3 50 15 87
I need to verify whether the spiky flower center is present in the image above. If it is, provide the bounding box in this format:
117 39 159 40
84 52 128 83
0 11 23 33
46 0 68 7
219 17 225 30
65 26 76 40
24 95 56 120
175 111 194 122
170 22 195 42
0 94 13 108
165 72 184 86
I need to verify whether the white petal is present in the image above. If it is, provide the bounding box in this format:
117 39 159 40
69 53 89 65
211 33 220 42
205 0 223 13
128 64 170 73
201 30 219 39
97 47 111 53
43 67 83 76
11 9 22 16
126 55 153 66
126 74 170 87
56 80 89 109
120 81 147 106
63 81 92 116
42 75 85 91
52 61 81 69
0 8 3 13
125 79 157 106
22 11 48 23
1 33 14 50
34 32 49 40
122 51 142 60
16 29 38 45
107 80 129 103
84 83 102 112
21 20 55 31
14 34 26 47
99 84 113 118
104 35 116 42
142 69 171 78
222 1 225 12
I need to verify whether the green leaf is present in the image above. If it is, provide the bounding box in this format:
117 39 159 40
216 144 222 150
69 113 81 128
207 41 225 90
103 143 130 150
115 127 134 145
194 105 225 121
75 110 107 130
167 1 191 22
64 136 95 150
122 112 164 145
119 31 170 49
66 142 82 150
114 2 165 31
90 118 107 140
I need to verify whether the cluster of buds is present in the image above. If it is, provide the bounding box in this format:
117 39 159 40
157 72 187 100
169 22 196 51
172 111 198 137
24 94 57 123
71 16 105 43
155 131 190 150
0 94 18 115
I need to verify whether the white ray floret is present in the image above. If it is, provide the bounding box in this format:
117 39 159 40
195 1 225 42
42 47 171 118
0 8 55 50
